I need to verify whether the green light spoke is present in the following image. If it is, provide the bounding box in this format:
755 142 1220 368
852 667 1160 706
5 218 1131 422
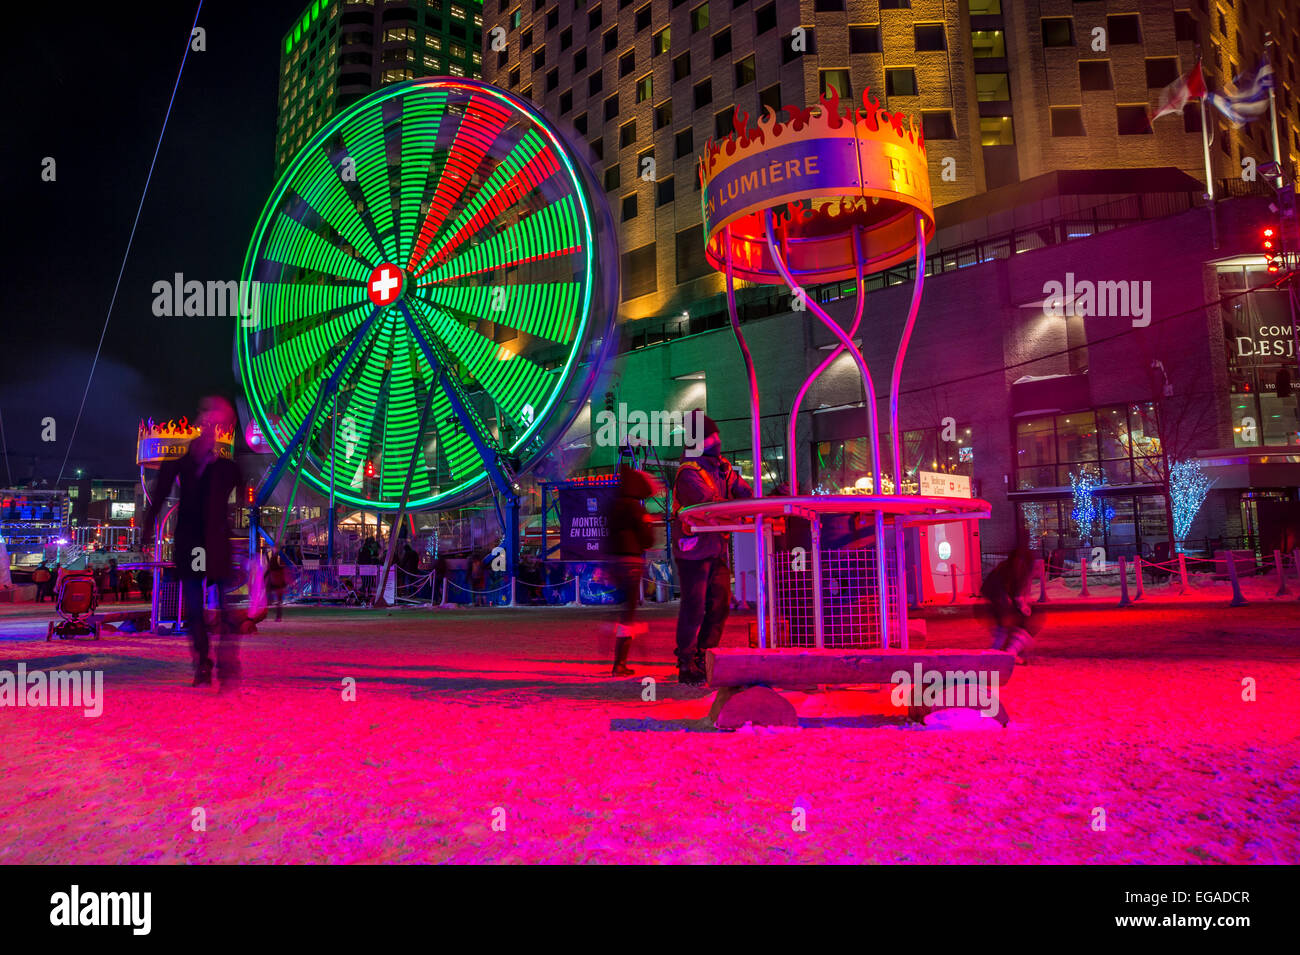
405 93 512 272
417 194 582 284
396 93 450 265
251 300 369 406
292 146 385 265
417 302 556 433
418 282 582 346
338 107 399 263
264 211 374 283
413 128 552 274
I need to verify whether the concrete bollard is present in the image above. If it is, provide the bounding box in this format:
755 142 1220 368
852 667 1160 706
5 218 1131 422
1079 559 1090 598
1178 552 1189 595
1275 550 1289 596
1117 556 1131 607
1226 551 1247 606
1133 555 1145 601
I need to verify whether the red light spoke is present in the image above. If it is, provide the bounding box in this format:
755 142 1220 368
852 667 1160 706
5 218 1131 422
405 95 511 273
415 147 561 277
415 245 580 285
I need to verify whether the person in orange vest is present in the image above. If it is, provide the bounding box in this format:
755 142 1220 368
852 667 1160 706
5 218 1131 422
670 414 752 685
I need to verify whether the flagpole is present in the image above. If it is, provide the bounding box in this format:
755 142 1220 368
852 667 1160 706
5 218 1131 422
1197 53 1219 249
1266 34 1283 190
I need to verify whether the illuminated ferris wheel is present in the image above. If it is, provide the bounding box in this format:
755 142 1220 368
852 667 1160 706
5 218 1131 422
238 78 618 522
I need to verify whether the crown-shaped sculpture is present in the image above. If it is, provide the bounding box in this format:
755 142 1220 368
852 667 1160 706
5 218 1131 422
698 87 935 284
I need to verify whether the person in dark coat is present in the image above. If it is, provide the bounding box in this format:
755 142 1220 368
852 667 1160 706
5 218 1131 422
671 414 752 685
142 396 243 689
608 465 657 676
266 547 288 621
32 562 53 602
979 548 1041 662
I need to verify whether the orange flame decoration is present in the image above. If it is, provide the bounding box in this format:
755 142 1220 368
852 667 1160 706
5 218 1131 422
699 86 926 184
137 417 235 443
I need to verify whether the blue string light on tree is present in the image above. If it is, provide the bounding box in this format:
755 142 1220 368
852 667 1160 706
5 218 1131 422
1170 459 1214 552
1069 466 1106 544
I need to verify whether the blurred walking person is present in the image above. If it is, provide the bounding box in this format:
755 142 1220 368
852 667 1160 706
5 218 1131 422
979 548 1041 664
142 396 243 690
608 465 657 676
266 547 288 622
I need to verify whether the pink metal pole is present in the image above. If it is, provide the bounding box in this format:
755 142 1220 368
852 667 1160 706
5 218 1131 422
763 213 889 644
785 252 867 497
888 215 928 490
722 225 769 647
886 214 926 648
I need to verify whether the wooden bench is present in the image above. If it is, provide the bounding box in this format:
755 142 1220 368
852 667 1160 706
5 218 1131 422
705 648 1016 729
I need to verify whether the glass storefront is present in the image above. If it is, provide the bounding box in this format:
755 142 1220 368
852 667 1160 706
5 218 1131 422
813 424 974 495
1015 403 1160 490
1017 494 1168 556
1220 263 1300 448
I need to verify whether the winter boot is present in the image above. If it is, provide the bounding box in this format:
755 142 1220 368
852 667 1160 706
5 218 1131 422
192 660 213 687
611 628 635 676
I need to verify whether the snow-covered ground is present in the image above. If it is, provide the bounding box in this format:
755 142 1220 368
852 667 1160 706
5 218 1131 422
1 585 1297 864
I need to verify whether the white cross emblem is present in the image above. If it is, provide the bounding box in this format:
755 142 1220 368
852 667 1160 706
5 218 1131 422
368 265 402 305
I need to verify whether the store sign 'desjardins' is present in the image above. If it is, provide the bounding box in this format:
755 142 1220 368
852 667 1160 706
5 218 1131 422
1234 323 1296 361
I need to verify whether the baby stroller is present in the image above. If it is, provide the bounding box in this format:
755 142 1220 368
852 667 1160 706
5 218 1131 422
47 570 100 641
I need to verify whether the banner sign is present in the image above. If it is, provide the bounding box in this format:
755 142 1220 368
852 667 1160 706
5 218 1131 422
919 471 971 498
557 484 619 561
136 418 234 467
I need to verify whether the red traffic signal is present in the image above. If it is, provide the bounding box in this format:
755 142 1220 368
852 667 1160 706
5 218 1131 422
1262 226 1280 272
364 460 376 478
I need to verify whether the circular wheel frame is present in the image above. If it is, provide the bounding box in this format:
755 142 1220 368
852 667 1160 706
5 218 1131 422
239 78 618 511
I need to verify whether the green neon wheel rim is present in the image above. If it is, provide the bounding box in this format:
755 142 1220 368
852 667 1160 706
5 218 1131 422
239 78 616 510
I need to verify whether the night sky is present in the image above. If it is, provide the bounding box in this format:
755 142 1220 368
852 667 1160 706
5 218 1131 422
4 1 309 484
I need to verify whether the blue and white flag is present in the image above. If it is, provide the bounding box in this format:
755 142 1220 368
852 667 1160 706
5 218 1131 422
1207 59 1275 127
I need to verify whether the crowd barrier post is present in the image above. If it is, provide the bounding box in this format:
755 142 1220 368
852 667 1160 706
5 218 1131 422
1226 551 1247 607
1117 556 1130 607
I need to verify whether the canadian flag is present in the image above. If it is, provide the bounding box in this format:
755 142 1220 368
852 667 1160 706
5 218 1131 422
1150 63 1207 123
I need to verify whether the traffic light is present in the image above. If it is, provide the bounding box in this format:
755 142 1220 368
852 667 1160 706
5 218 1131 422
364 460 376 479
1263 225 1279 273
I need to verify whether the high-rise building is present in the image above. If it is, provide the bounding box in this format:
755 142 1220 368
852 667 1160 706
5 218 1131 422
482 0 1299 324
276 0 485 176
